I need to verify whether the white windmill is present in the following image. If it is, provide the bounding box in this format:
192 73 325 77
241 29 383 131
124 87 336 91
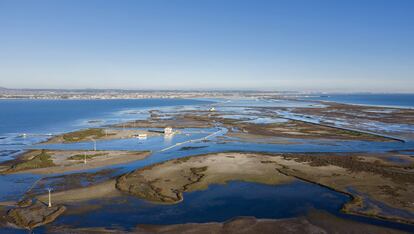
92 139 96 151
47 188 53 208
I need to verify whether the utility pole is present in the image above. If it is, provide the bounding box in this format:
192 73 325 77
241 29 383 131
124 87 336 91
47 188 52 208
84 153 87 164
92 139 96 151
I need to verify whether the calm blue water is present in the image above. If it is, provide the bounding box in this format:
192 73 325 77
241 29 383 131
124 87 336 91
304 94 414 108
0 99 211 135
50 181 350 228
42 180 414 232
1 98 413 233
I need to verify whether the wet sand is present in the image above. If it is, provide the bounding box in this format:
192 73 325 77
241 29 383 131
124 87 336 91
37 180 120 204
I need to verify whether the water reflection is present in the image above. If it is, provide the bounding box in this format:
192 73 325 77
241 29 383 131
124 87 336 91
1 98 414 233
51 181 349 228
163 133 173 144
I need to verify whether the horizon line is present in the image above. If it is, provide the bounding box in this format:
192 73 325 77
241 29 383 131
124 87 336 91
1 86 414 94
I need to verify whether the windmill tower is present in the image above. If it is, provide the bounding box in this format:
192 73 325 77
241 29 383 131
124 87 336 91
47 188 52 208
92 139 97 151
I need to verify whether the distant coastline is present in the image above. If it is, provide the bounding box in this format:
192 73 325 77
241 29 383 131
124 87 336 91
302 93 414 109
1 88 413 102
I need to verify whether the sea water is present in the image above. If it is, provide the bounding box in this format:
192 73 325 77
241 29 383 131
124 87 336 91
1 97 413 233
303 94 414 108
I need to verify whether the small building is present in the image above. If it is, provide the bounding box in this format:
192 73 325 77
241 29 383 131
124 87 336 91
133 133 147 140
137 133 147 140
164 127 173 135
209 107 216 112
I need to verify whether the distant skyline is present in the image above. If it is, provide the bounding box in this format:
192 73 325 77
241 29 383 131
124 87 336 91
0 0 413 92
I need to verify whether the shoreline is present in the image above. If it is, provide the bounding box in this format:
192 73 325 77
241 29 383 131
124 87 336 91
297 98 414 110
0 150 151 175
279 117 406 142
45 211 410 233
1 151 412 230
116 152 414 224
1 96 413 232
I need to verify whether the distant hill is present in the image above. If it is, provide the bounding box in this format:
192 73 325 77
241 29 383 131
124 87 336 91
0 87 7 90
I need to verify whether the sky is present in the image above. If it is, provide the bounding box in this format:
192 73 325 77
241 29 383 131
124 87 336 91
0 0 413 92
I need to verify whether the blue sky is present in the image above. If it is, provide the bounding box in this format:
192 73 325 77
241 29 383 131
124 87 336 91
0 0 413 92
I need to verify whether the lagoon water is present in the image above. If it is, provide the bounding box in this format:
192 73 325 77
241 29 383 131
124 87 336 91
0 99 212 162
304 94 414 108
0 99 211 135
51 181 349 228
1 97 413 233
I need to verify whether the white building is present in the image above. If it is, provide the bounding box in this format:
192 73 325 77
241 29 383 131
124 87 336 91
164 127 173 135
137 133 147 140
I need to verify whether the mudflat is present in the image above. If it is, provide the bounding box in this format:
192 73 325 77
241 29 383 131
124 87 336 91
36 180 120 204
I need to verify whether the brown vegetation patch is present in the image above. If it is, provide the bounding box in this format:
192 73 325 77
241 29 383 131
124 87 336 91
116 153 293 203
116 152 414 224
7 202 66 229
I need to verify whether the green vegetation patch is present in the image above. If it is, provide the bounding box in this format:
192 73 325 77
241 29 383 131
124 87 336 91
68 153 108 160
62 128 105 142
10 150 55 172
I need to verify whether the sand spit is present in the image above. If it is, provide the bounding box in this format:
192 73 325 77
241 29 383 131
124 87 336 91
223 118 393 142
0 150 151 174
37 180 120 204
